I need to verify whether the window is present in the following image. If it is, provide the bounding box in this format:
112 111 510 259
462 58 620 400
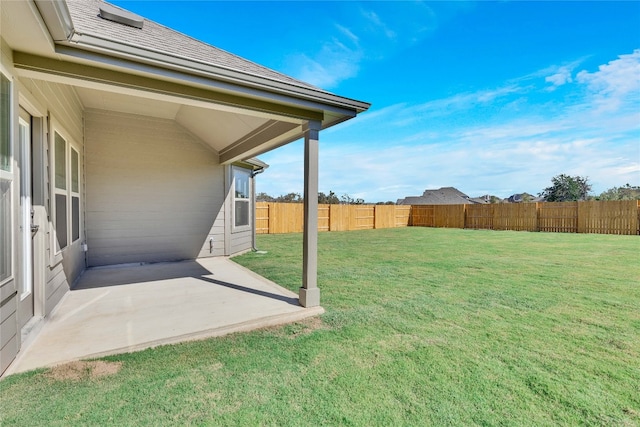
71 148 80 242
0 72 11 283
53 132 67 250
51 128 81 253
233 166 251 228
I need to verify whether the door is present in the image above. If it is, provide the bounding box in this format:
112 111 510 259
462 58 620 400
17 109 33 330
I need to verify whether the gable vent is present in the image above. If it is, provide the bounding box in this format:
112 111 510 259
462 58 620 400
99 4 144 29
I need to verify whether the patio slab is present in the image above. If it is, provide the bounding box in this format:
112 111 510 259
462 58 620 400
5 257 323 375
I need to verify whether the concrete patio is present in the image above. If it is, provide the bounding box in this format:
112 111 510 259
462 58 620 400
5 258 323 375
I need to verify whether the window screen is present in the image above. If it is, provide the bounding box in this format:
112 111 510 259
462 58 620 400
56 193 67 249
0 73 9 172
55 132 66 190
233 167 251 228
0 181 10 282
71 148 79 193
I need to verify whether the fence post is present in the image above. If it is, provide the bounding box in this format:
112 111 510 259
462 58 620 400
463 204 468 229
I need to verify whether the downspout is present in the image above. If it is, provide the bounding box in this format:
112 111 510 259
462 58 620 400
250 167 266 253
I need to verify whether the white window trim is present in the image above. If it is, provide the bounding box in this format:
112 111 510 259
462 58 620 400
49 117 81 265
232 166 251 232
0 66 14 287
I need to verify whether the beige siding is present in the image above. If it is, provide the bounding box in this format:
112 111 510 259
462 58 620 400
85 110 224 266
17 78 84 314
230 229 252 255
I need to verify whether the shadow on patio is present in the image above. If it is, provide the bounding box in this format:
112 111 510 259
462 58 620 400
6 258 323 375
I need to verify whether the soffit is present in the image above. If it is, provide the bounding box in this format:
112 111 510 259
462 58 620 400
74 85 294 155
0 0 53 57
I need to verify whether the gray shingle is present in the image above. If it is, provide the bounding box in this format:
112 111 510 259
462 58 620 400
398 187 473 205
66 0 325 92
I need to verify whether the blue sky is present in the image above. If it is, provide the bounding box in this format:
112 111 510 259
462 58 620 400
113 1 640 202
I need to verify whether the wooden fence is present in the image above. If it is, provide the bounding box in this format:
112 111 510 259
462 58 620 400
256 200 640 235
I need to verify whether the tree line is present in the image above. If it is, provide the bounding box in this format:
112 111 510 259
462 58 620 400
257 191 395 205
258 175 639 205
539 175 639 202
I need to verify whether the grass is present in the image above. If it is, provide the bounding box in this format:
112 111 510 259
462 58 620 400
1 227 639 426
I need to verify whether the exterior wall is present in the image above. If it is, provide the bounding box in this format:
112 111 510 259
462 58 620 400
84 110 225 266
16 77 84 315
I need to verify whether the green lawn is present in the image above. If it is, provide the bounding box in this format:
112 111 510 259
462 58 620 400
1 228 639 426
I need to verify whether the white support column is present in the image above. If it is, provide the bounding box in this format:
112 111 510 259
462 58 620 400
300 120 321 307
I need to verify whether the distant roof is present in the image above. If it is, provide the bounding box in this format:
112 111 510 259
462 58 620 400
397 187 474 205
65 0 322 91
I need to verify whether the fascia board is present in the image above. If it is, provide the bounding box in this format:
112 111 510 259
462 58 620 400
53 44 358 121
60 33 370 113
14 51 326 122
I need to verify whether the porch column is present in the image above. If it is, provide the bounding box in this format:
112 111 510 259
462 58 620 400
300 120 321 307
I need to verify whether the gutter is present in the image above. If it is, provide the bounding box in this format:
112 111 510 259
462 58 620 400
33 0 75 42
250 165 267 253
58 34 370 114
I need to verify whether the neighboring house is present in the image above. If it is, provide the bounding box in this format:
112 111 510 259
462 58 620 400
397 187 478 205
506 193 544 203
0 0 369 374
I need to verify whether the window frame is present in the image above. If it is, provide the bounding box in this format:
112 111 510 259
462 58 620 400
49 118 81 263
232 166 251 231
0 68 13 286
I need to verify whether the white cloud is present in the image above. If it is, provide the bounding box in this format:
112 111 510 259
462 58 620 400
260 51 640 202
545 65 574 88
285 2 449 89
576 49 640 112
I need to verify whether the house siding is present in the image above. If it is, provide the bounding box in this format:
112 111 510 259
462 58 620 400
230 229 252 255
18 78 84 314
84 110 225 266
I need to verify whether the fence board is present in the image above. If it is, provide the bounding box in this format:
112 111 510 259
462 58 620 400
493 203 538 231
256 201 639 235
374 205 396 229
410 205 435 227
355 205 375 230
256 202 270 234
466 204 493 230
395 205 411 227
577 200 639 235
318 204 330 232
434 204 466 228
329 204 349 231
538 202 578 233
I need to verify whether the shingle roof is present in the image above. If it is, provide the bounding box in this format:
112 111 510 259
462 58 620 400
65 0 324 92
397 187 473 205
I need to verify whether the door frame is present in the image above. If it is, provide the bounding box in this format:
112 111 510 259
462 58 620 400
17 109 33 330
17 91 47 326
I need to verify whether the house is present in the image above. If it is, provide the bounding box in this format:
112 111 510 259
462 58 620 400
506 193 544 203
0 0 369 374
397 187 478 205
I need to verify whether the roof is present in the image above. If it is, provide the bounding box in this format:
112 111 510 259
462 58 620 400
65 0 318 91
397 187 474 205
45 0 369 114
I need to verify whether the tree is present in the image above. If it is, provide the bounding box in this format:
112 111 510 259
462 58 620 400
275 192 303 203
340 194 365 205
256 192 275 202
598 184 640 201
538 174 592 202
318 191 340 204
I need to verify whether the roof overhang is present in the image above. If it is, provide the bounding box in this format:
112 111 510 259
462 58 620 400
7 0 370 164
